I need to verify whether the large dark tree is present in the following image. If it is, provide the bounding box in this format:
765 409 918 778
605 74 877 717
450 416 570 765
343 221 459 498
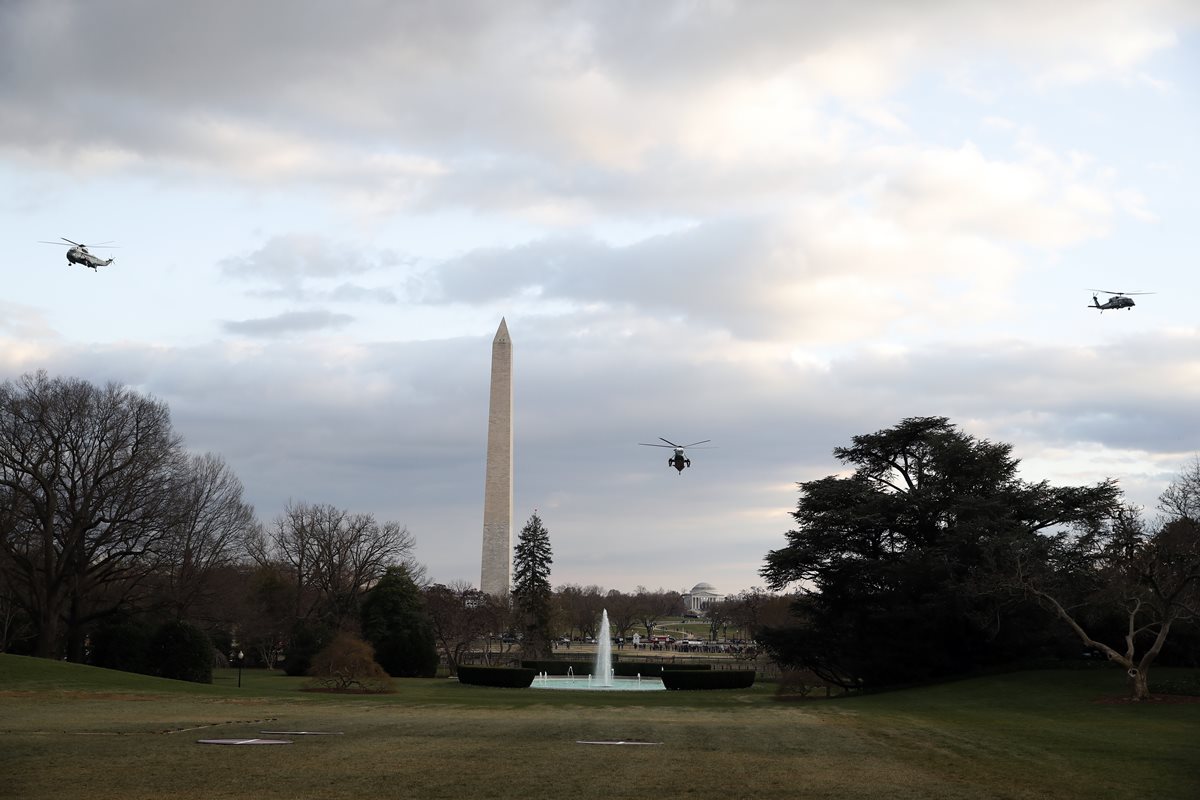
359 565 438 678
512 511 553 658
760 417 1120 689
0 372 184 660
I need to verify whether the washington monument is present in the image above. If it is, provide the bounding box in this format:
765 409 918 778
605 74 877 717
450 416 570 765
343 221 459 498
480 318 513 595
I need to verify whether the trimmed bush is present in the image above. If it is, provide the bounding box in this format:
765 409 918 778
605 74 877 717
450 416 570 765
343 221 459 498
457 665 536 688
149 620 213 684
662 669 755 690
521 660 596 676
614 662 711 677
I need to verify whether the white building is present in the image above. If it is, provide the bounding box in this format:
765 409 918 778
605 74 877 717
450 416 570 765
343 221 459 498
681 582 725 614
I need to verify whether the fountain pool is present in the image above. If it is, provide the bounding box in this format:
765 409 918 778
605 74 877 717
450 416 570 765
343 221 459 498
528 609 665 692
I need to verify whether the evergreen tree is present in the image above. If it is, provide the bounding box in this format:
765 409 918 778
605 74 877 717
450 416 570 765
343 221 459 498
513 511 554 658
359 565 438 678
760 417 1120 690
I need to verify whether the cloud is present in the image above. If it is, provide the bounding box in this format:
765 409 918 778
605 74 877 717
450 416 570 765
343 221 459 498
222 310 355 336
0 0 1187 214
0 301 58 339
220 234 401 282
415 129 1139 342
219 234 407 307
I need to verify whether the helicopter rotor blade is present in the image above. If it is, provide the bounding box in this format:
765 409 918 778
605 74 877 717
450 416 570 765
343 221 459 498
1090 289 1154 296
658 438 681 448
680 440 712 449
39 241 73 246
638 443 674 448
61 237 84 247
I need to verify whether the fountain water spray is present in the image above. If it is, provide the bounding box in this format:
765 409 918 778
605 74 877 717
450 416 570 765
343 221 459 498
595 609 613 686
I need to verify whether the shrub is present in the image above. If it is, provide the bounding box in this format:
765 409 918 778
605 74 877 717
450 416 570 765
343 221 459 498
149 620 213 684
456 665 536 688
662 669 756 690
305 632 393 693
90 618 155 675
520 660 596 676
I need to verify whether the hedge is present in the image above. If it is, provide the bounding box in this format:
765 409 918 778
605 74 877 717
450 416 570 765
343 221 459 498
661 669 756 690
457 665 536 688
521 660 597 676
614 662 711 677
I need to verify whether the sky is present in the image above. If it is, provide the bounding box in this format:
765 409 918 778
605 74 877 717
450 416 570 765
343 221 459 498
2 0 1198 596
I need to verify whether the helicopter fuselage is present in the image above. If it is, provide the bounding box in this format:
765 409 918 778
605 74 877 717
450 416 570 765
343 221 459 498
66 246 113 270
1090 294 1134 311
669 450 691 473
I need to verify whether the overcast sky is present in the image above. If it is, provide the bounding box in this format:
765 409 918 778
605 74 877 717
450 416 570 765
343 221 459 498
2 0 1198 595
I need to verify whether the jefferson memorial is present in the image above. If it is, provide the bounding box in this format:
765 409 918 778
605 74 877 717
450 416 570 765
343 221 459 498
682 582 725 614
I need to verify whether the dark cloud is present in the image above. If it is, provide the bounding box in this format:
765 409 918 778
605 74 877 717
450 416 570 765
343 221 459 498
222 310 355 336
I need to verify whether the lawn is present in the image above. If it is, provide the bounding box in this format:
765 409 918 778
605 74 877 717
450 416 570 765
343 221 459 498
1 654 1197 800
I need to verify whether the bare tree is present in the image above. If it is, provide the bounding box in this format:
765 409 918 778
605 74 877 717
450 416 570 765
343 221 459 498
554 583 606 640
633 586 682 639
254 501 416 628
0 562 32 652
0 372 184 660
158 453 257 619
1021 473 1200 700
603 589 639 639
424 581 497 673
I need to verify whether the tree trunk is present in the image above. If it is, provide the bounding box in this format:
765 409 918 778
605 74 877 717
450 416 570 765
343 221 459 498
1128 667 1150 701
34 605 59 659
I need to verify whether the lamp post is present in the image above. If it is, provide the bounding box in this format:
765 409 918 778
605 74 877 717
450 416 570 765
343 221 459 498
237 650 244 688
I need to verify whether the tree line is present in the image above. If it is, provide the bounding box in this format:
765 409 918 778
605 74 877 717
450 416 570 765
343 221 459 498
10 374 1191 699
0 372 427 669
0 372 776 679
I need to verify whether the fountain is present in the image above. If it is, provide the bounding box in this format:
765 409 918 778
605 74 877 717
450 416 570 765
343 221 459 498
529 608 664 692
595 609 613 686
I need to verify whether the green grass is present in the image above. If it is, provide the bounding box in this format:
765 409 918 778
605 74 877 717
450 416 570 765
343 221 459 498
1 654 1198 799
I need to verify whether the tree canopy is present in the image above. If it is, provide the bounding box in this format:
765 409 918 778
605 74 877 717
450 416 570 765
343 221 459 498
359 565 438 678
0 372 255 660
760 417 1121 689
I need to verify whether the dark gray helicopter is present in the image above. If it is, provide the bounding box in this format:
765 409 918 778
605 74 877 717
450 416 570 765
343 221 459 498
638 438 713 474
1089 289 1153 312
40 237 116 270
